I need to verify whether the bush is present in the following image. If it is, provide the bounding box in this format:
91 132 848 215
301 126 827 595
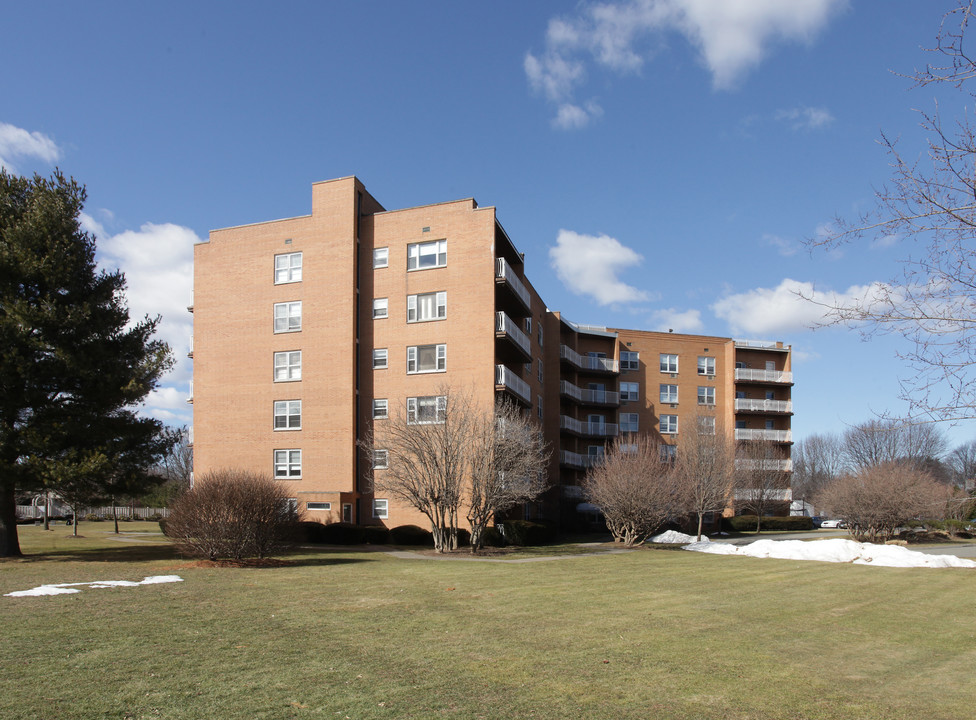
499 520 557 546
85 513 102 522
165 469 299 560
723 516 814 532
362 525 391 545
316 522 366 545
158 519 169 536
389 525 434 546
481 526 505 547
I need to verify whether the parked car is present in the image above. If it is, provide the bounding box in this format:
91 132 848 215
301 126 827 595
819 519 844 529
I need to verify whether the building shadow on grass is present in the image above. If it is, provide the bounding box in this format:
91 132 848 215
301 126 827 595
13 544 378 567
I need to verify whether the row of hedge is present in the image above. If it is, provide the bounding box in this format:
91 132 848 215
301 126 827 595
289 520 559 547
722 515 815 532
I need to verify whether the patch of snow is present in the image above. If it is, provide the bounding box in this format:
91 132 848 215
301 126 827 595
650 530 708 544
5 575 183 598
684 538 976 569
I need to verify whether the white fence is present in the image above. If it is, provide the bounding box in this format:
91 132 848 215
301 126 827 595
16 505 170 520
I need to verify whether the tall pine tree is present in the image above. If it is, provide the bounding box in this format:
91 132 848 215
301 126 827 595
0 170 175 556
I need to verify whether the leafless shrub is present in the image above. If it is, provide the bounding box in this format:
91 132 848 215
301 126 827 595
671 412 736 541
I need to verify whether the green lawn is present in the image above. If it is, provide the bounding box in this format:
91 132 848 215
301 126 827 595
2 523 974 720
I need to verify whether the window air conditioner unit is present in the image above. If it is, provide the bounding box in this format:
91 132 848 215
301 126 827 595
670 373 677 378
670 404 678 408
706 374 715 379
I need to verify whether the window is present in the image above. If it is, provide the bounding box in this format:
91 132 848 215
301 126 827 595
620 382 639 401
537 359 543 383
621 351 639 371
698 416 716 435
697 386 715 405
274 252 302 284
274 449 301 478
274 351 301 382
736 420 747 429
660 414 678 434
373 449 388 469
274 302 302 333
407 291 446 322
538 394 543 419
407 396 446 424
407 239 446 270
765 390 775 400
373 499 389 519
660 444 676 462
660 384 678 404
306 502 331 511
373 247 389 268
587 445 605 458
736 390 746 399
525 317 532 334
765 419 776 430
620 413 639 433
659 353 678 373
538 324 544 347
274 400 301 430
373 348 388 369
372 399 388 419
407 344 446 373
698 356 715 376
373 298 388 319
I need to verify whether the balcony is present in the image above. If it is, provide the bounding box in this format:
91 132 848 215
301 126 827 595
495 311 532 362
186 380 193 405
733 488 793 500
495 257 532 313
559 450 603 469
187 291 194 313
559 381 619 406
560 415 618 437
559 345 619 373
735 429 792 443
187 336 194 359
736 459 794 472
735 368 793 384
734 398 793 414
495 364 531 405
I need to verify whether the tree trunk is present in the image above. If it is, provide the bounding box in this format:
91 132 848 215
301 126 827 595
113 502 119 534
43 491 51 531
0 481 23 557
72 506 79 536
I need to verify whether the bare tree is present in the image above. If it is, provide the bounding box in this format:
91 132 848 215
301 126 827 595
842 418 948 472
792 432 845 507
948 438 976 487
803 2 976 422
159 426 193 486
467 397 549 553
671 413 736 541
735 436 791 532
582 436 686 547
816 463 947 542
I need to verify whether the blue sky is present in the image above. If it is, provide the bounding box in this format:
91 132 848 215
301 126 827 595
3 0 974 448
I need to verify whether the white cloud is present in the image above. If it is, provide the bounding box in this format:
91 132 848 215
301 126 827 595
711 278 890 335
549 229 650 305
553 101 604 130
526 0 846 125
649 307 703 333
0 122 62 172
764 233 801 257
775 106 835 130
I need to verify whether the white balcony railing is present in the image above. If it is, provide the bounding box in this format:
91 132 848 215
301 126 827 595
735 429 792 443
734 399 793 413
495 257 532 311
736 459 794 472
495 364 531 404
186 380 193 404
496 311 532 357
559 381 619 406
733 488 793 501
187 336 194 359
560 451 603 469
560 415 618 437
559 345 619 373
735 368 793 384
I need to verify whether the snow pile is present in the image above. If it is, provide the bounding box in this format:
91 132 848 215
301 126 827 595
684 538 976 569
5 575 183 597
650 530 709 544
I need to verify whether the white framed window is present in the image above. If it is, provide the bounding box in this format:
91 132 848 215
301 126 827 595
274 302 302 333
274 351 301 382
274 449 302 478
620 382 639 401
373 399 388 419
373 298 388 319
537 394 543 419
698 386 716 405
525 317 532 334
620 413 639 433
659 354 678 373
538 324 544 346
274 400 301 430
587 445 605 458
660 444 676 462
407 239 446 270
537 359 543 383
407 344 446 374
621 351 639 371
373 247 389 269
373 498 389 519
373 449 389 469
660 384 678 404
698 416 716 435
765 390 775 400
306 502 331 511
660 414 678 434
698 356 716 376
407 396 446 424
274 252 302 284
373 348 388 369
407 291 446 322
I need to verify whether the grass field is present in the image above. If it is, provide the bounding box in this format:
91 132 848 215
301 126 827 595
2 523 974 720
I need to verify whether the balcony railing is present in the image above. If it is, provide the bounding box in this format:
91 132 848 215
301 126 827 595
559 450 603 469
187 336 194 359
495 257 532 312
559 381 619 406
187 291 194 313
735 368 793 384
736 459 794 472
734 399 793 413
559 345 619 373
186 380 193 405
495 311 532 358
495 364 531 404
735 429 792 443
733 488 793 501
560 415 618 437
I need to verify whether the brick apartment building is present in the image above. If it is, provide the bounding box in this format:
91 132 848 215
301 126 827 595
190 176 793 529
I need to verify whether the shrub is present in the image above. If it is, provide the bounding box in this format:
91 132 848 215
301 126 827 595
362 525 391 545
85 513 102 522
158 519 170 536
165 469 299 560
389 525 434 546
499 520 557 546
481 526 505 547
723 516 814 532
316 522 366 545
